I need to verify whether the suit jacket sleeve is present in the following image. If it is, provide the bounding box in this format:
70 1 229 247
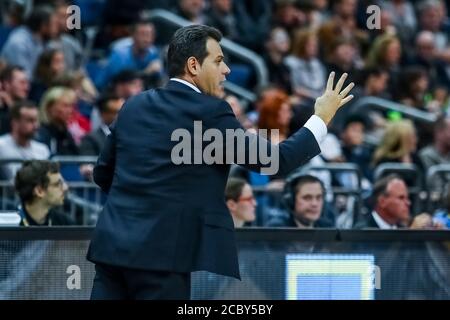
209 100 321 178
93 122 116 193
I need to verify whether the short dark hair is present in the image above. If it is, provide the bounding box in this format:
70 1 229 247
225 178 248 201
372 174 405 204
167 25 222 78
293 175 325 196
10 100 37 120
111 70 141 86
343 113 367 130
25 5 55 32
15 160 60 204
97 94 121 114
0 65 26 83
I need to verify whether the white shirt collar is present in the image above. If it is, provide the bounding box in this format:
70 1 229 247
372 211 397 229
170 78 201 94
100 123 111 136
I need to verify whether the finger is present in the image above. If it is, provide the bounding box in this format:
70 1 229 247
339 82 355 97
334 72 348 93
326 72 335 91
339 95 354 107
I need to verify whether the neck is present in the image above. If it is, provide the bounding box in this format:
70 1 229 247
375 208 397 226
231 215 244 228
11 131 30 147
25 201 50 225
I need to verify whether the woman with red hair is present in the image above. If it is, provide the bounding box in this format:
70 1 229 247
257 87 292 144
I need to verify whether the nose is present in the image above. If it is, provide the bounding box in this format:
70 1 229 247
223 62 231 76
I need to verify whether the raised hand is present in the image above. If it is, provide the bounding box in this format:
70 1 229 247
314 72 354 125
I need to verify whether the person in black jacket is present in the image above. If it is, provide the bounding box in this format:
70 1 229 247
14 160 74 226
87 25 354 300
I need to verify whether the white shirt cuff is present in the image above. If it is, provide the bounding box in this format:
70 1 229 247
303 115 328 144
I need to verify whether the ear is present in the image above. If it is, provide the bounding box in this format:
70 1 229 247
226 199 237 212
186 56 200 76
34 185 46 199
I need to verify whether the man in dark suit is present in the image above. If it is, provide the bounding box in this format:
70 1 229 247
79 95 124 156
87 25 354 299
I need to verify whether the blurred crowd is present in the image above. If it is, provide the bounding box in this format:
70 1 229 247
0 0 450 228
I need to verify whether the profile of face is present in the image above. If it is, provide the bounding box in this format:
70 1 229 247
38 172 68 207
342 122 364 146
191 38 231 98
133 24 155 52
294 182 324 224
48 96 74 126
378 179 411 224
277 102 292 127
5 70 30 100
14 107 40 140
226 183 257 227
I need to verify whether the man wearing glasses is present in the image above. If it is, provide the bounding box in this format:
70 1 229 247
14 160 74 226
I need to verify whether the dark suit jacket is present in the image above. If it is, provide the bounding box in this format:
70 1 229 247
87 80 321 278
353 212 380 229
79 127 107 156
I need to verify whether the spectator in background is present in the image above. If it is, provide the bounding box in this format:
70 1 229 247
173 0 206 24
80 95 124 156
407 31 450 91
266 174 334 228
0 5 59 79
90 70 143 131
325 38 361 85
14 160 74 226
0 65 30 134
318 0 369 61
417 0 448 52
36 87 79 155
354 174 441 229
30 48 66 103
257 88 292 144
284 29 326 101
0 100 50 180
263 27 292 94
225 94 252 129
47 0 83 72
273 0 308 34
365 34 402 96
99 20 162 89
107 70 144 100
204 0 238 41
419 115 450 168
225 177 257 228
340 114 374 181
395 66 431 111
232 0 272 52
379 0 417 43
372 120 422 169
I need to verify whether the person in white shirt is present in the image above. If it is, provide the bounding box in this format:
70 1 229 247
354 174 441 229
0 100 50 180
